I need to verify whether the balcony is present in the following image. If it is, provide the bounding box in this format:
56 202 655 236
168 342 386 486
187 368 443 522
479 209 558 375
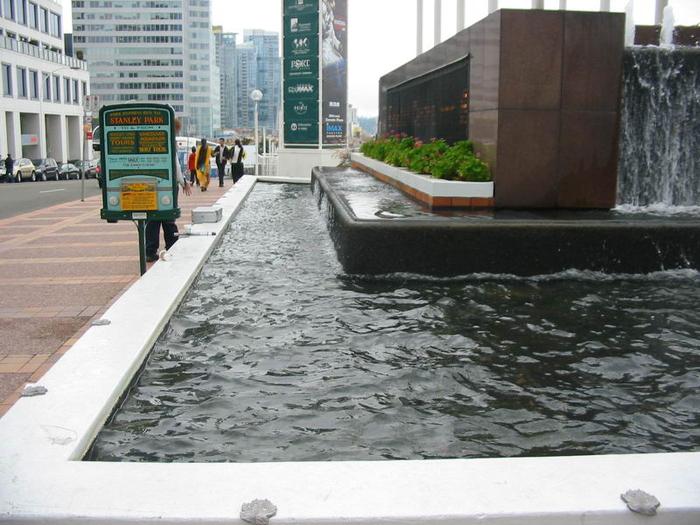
0 35 87 70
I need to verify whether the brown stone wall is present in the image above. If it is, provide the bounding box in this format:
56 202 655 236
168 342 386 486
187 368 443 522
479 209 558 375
379 9 625 209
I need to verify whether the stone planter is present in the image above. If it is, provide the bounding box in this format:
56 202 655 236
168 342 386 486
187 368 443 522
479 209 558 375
350 153 494 209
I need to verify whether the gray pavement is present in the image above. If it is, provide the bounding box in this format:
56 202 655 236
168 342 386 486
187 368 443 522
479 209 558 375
0 179 102 220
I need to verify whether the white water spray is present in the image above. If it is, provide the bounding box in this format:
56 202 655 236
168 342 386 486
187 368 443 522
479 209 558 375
660 4 675 47
624 0 635 47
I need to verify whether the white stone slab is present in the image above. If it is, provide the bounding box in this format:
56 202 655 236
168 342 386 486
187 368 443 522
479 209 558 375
351 152 494 199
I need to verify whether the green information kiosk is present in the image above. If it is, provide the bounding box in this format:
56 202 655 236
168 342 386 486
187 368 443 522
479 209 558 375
98 103 180 274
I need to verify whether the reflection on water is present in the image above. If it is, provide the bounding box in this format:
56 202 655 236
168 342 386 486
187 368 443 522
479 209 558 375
324 168 700 221
88 184 700 463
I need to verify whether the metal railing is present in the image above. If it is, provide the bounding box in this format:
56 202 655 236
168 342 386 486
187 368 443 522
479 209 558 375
0 36 87 70
258 154 279 178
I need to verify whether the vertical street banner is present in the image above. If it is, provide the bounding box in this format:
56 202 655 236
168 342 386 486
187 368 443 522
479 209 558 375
283 0 320 146
321 0 347 146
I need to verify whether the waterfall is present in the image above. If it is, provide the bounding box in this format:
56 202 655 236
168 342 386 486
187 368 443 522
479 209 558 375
617 47 700 206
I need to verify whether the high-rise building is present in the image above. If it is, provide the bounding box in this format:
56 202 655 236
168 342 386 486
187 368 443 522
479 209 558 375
210 30 220 134
0 0 90 164
72 0 214 138
243 29 279 131
235 40 256 130
213 26 237 131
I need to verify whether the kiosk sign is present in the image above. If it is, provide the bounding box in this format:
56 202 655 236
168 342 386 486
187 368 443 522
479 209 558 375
99 103 179 222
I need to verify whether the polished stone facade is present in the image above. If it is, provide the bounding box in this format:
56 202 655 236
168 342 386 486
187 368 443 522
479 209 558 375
379 10 625 209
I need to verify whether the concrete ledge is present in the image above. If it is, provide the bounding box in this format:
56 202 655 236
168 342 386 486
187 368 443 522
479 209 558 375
257 176 311 184
350 152 494 208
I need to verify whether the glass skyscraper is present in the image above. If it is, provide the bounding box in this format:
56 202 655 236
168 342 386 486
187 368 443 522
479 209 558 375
242 29 280 131
213 26 237 131
72 0 214 138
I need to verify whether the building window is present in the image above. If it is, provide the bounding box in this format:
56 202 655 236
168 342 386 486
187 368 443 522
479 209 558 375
72 79 78 104
27 1 36 28
42 72 50 100
39 6 47 33
2 63 12 96
17 0 26 24
17 66 26 97
2 0 15 20
81 81 87 102
53 75 60 102
29 69 38 99
64 77 70 103
49 12 60 37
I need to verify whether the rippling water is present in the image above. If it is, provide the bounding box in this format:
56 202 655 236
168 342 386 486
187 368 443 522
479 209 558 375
88 184 700 462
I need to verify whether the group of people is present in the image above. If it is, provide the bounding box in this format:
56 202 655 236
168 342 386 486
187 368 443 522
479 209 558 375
186 138 246 192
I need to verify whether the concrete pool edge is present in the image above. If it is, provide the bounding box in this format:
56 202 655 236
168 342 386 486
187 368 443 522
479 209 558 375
312 168 700 275
1 175 699 524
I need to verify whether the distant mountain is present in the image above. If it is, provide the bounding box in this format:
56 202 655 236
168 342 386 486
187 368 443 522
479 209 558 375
358 116 377 136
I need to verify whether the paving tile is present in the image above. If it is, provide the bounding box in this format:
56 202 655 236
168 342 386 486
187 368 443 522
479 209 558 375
18 354 51 373
0 373 31 402
0 355 33 365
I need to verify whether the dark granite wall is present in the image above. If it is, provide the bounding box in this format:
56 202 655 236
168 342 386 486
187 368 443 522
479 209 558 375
378 10 625 210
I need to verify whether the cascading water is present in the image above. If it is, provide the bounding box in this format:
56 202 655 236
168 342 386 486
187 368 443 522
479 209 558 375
617 47 700 207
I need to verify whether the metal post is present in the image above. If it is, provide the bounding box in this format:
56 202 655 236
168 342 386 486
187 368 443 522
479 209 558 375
532 0 544 8
655 0 667 25
80 105 86 202
488 0 498 14
600 0 610 11
416 0 423 56
457 0 465 31
254 101 259 176
434 0 441 46
559 0 567 9
137 220 147 275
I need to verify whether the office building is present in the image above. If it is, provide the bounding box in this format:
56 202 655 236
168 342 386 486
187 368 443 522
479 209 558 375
0 0 89 164
235 40 256 130
213 26 236 131
72 0 214 138
243 29 279 131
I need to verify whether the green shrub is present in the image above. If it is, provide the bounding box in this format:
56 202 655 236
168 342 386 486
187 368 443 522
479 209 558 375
360 136 491 182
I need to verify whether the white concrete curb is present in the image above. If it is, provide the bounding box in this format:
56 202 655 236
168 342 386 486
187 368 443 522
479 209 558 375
1 175 699 524
351 152 494 198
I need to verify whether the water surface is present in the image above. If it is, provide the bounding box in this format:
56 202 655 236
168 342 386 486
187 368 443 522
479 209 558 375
89 184 700 462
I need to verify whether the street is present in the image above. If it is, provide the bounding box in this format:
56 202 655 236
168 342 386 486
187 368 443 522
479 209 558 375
0 179 102 220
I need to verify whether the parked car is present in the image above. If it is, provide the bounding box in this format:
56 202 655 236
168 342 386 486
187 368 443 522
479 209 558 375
71 159 98 179
32 158 59 181
14 158 36 182
59 163 80 180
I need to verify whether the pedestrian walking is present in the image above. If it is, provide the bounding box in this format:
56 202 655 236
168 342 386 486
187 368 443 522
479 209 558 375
195 138 212 191
146 119 193 262
187 146 198 186
231 139 245 184
213 138 229 188
5 154 14 183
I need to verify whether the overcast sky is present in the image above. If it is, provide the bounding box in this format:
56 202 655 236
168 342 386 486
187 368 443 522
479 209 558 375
65 0 699 117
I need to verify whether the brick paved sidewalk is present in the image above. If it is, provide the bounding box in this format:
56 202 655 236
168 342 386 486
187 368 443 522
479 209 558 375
0 180 236 416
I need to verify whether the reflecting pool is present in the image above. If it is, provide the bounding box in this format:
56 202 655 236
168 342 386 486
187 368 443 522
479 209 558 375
88 184 700 462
